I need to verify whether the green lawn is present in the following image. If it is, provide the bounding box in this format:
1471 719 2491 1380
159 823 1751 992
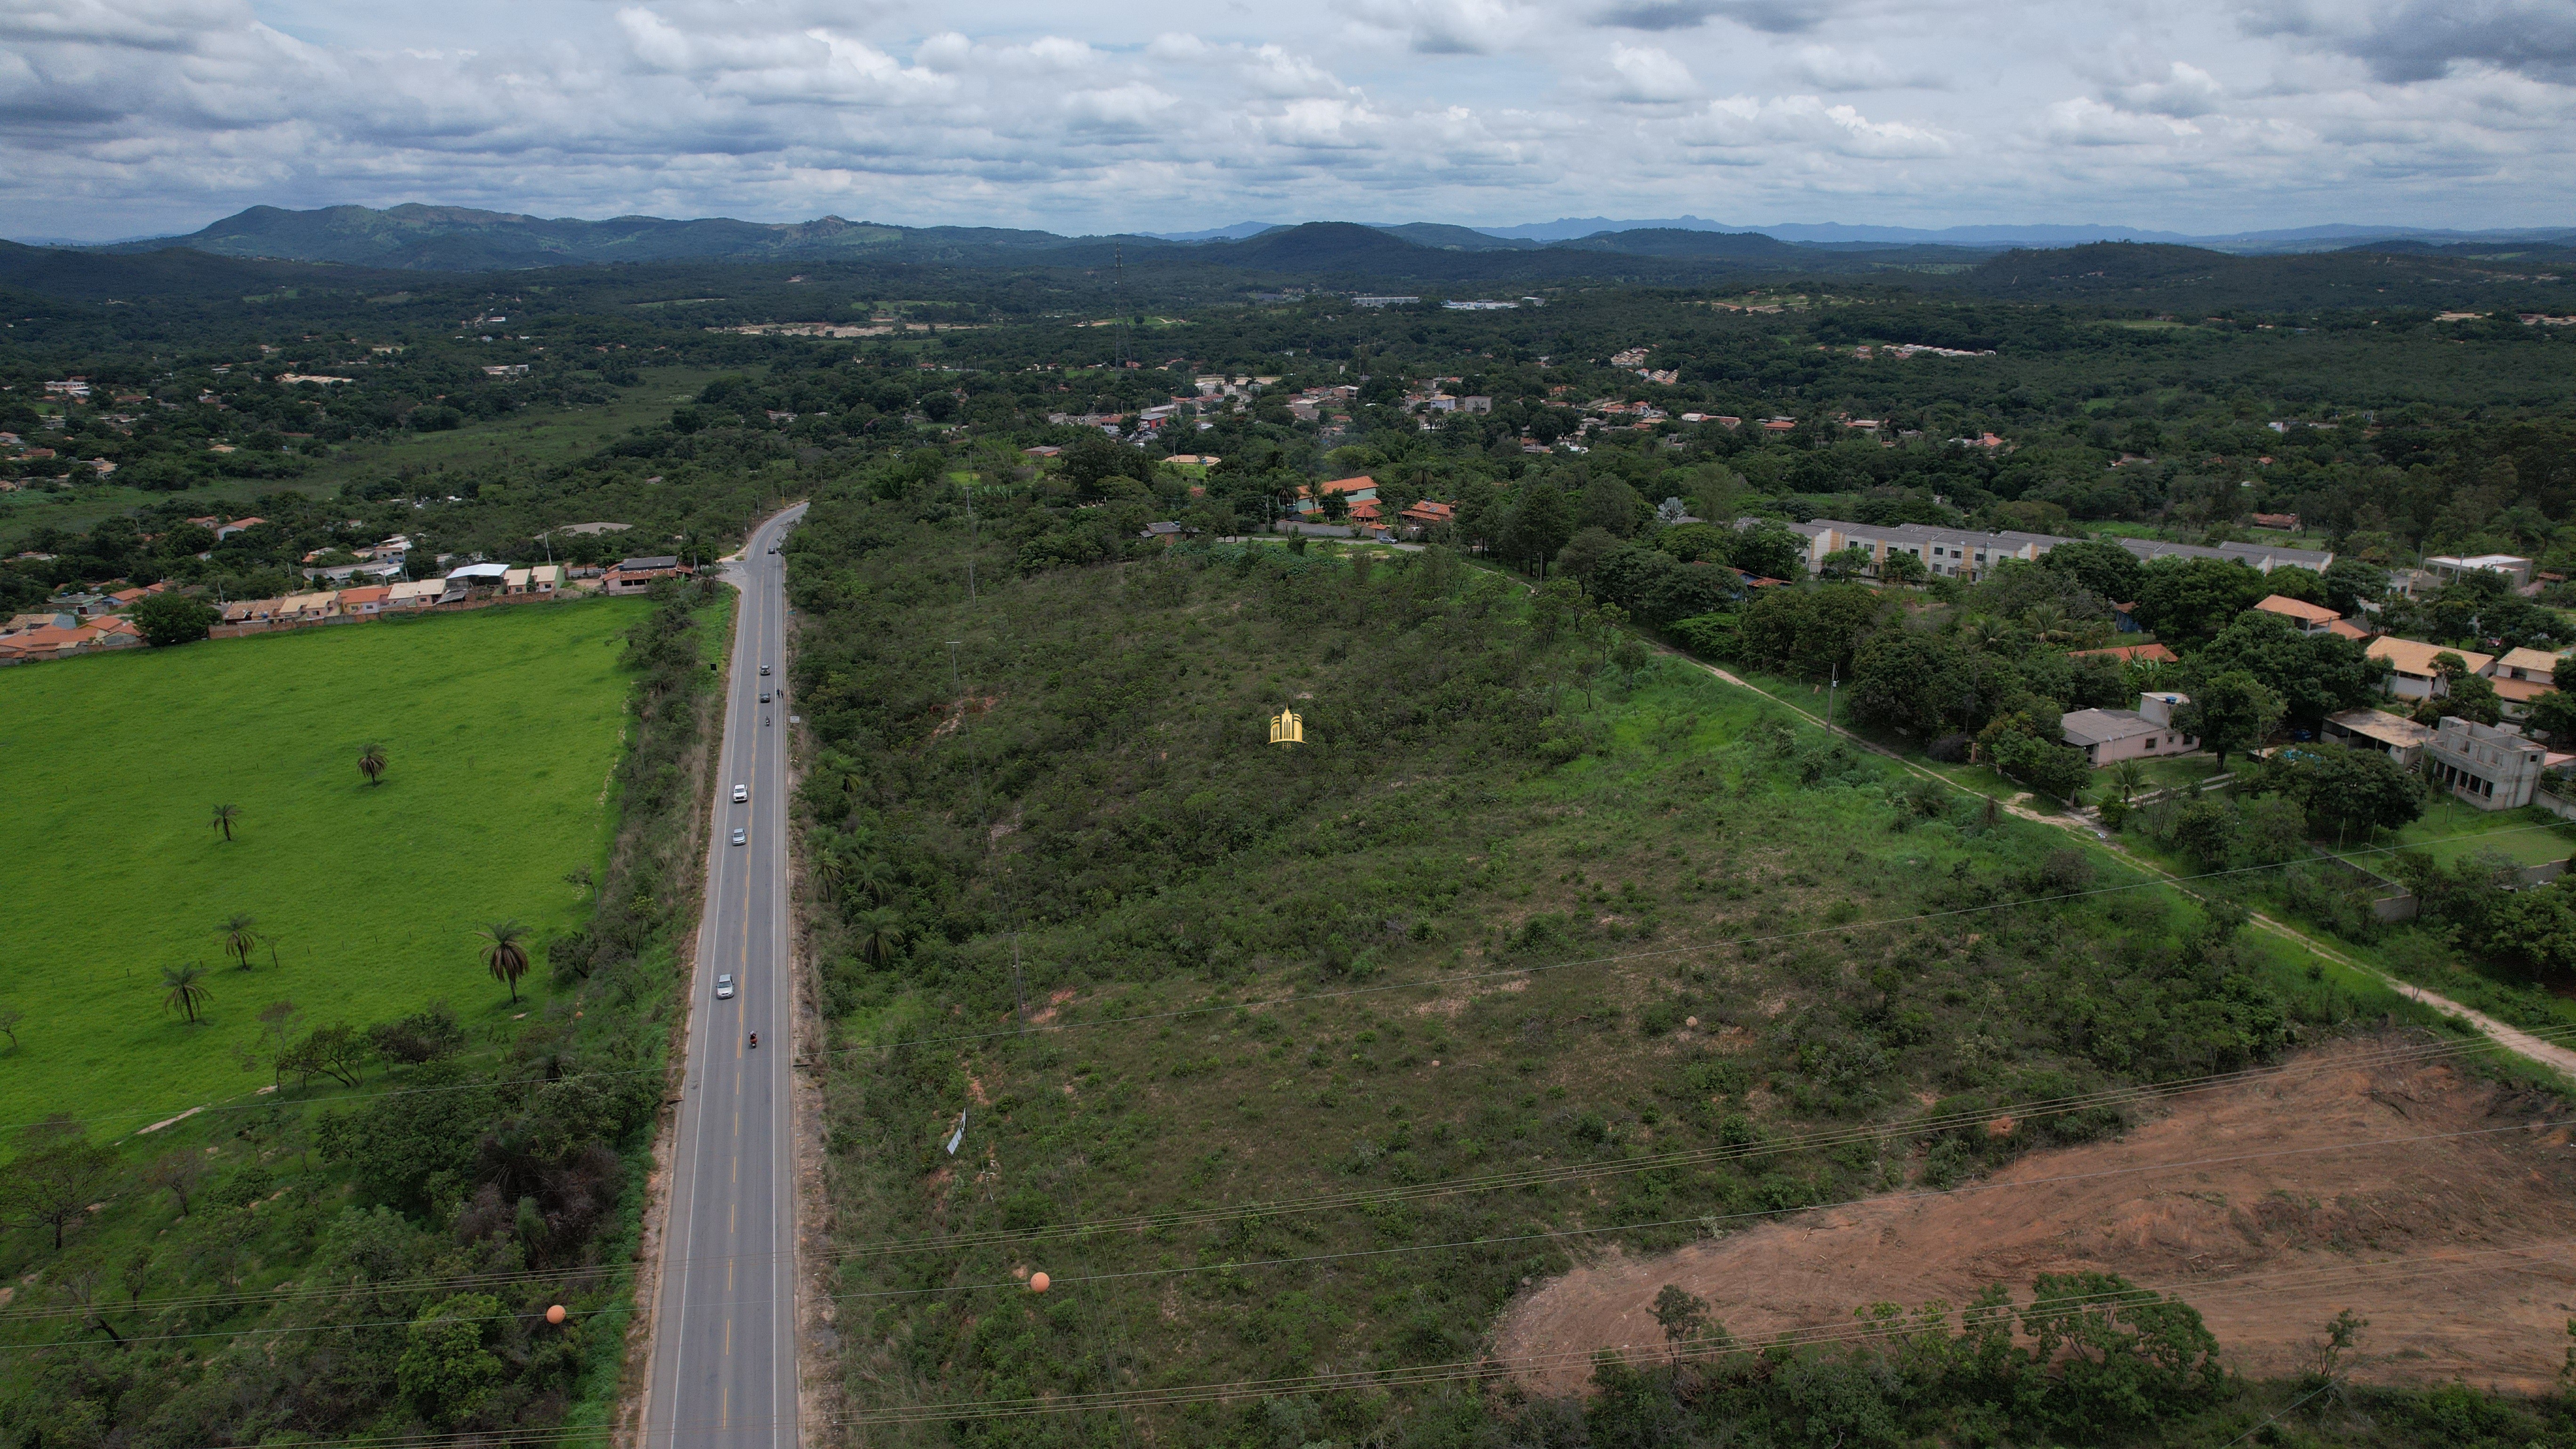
2394 801 2576 869
2093 753 2227 796
0 597 654 1133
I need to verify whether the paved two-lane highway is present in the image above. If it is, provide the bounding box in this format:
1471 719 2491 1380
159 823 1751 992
644 503 807 1449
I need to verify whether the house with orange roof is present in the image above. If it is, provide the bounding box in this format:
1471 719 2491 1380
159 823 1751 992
2251 594 2341 635
1291 475 1377 517
336 585 393 616
2070 642 2178 664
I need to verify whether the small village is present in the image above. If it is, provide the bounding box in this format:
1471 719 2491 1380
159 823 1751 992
0 524 694 664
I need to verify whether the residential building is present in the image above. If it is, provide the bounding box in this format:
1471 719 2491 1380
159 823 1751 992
604 555 690 594
2070 642 2179 664
0 612 76 636
276 591 338 622
2496 647 2562 686
2113 536 2334 573
337 585 393 616
214 517 266 539
1400 500 1456 534
385 579 447 610
1291 476 1378 517
2250 512 2302 531
2493 674 2555 722
1139 521 1187 544
302 558 405 584
2251 594 2342 635
221 598 282 626
2060 692 2198 766
501 564 562 596
2321 708 2436 768
2366 637 2496 700
2425 553 2534 588
1782 519 2063 581
0 616 139 663
2424 716 2548 810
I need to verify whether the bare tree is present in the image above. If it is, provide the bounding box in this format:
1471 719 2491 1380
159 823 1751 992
143 1151 206 1216
0 1008 21 1051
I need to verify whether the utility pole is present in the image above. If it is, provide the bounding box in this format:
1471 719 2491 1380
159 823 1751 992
1827 663 1839 736
1012 933 1027 1035
948 640 988 842
963 476 977 602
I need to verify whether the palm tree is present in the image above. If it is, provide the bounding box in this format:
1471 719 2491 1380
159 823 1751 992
1958 615 2017 654
357 744 388 787
209 804 239 843
161 964 211 1025
851 908 908 968
2021 603 2076 645
843 855 899 908
2109 758 2149 803
220 913 261 971
479 920 531 1004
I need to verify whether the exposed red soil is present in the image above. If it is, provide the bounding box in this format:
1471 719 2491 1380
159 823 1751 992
1492 1037 2576 1395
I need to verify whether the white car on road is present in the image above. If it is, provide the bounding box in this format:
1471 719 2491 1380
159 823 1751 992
733 784 749 802
716 973 734 999
730 828 747 846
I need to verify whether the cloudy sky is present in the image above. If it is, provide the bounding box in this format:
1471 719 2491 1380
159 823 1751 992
4 0 2573 240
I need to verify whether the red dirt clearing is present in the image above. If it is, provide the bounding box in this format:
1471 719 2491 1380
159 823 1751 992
1493 1037 2576 1394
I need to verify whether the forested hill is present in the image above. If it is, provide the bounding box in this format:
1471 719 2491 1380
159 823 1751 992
1971 241 2576 313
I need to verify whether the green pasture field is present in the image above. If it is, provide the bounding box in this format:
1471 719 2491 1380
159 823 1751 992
0 365 731 545
0 596 655 1133
2397 800 2576 868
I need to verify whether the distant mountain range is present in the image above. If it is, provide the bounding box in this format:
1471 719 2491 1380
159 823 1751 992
5 207 2572 317
36 202 2576 275
1150 217 2576 255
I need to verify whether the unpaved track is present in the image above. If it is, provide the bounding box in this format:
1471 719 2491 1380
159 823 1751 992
1669 647 2576 1086
1493 1038 2576 1395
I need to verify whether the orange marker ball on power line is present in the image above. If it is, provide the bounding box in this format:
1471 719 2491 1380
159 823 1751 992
1029 1272 1050 1294
546 1304 567 1326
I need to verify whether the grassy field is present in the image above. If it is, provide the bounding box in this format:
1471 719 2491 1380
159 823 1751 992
2397 800 2576 868
781 506 2441 1437
0 365 731 545
0 596 655 1132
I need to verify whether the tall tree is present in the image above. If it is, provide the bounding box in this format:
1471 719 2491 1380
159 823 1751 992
2176 671 2285 768
358 743 388 787
2035 536 2143 605
161 963 211 1024
1 1117 118 1251
209 804 239 843
2191 612 2389 722
127 593 220 648
1501 481 1574 577
478 921 530 1005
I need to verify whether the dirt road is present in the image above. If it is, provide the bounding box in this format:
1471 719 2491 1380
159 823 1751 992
1492 1037 2576 1395
1672 651 2576 1087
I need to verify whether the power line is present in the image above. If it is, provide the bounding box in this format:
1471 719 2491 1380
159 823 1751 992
153 1243 2573 1446
809 1025 2574 1269
825 818 2576 1059
818 1121 2552 1305
7 1027 2537 1331
23 816 2555 1142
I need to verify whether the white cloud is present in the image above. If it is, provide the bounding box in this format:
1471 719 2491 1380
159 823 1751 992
1676 94 1950 158
1605 44 1695 102
1336 0 1537 55
0 0 2572 239
2101 60 2224 117
1785 45 1945 92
